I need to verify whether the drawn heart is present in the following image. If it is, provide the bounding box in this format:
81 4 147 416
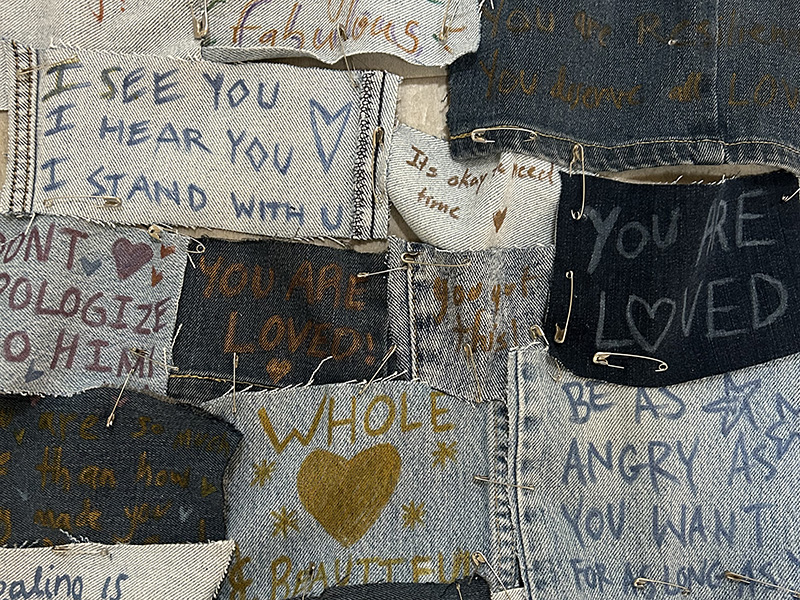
160 244 176 259
111 238 153 280
24 360 44 383
297 444 401 547
151 267 164 287
265 358 292 383
79 257 102 276
493 208 508 232
625 295 676 354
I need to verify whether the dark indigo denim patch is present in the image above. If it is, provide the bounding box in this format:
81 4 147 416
287 575 491 600
0 387 241 546
543 170 800 386
169 238 388 402
448 0 800 174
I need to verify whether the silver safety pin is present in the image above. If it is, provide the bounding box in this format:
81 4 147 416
633 577 690 596
43 195 121 209
569 143 586 220
723 571 800 600
470 126 537 144
593 352 668 372
192 0 209 38
554 271 573 344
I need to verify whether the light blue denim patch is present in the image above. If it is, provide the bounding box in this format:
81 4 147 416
507 343 800 600
388 125 559 251
0 541 235 599
201 0 480 67
0 213 187 396
2 44 398 240
387 237 554 403
203 380 505 600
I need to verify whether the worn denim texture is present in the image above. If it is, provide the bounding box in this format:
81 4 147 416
543 171 800 386
203 380 500 600
0 0 200 111
388 125 559 251
169 238 388 402
201 0 479 67
2 43 398 240
448 0 800 174
0 540 235 599
0 213 186 396
287 575 491 600
0 388 241 546
387 237 554 403
508 343 800 600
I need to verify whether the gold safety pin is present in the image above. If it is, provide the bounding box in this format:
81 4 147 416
569 143 586 220
192 0 209 38
723 571 800 600
470 126 538 144
554 271 573 344
593 352 668 372
633 577 690 596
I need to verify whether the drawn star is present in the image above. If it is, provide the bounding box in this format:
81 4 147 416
402 501 426 529
765 393 800 460
432 440 458 468
701 373 760 436
250 459 276 487
270 506 300 538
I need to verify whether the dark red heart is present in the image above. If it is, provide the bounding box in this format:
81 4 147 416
111 238 154 280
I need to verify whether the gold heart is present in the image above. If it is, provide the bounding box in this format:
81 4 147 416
493 207 508 232
297 444 401 547
265 358 292 383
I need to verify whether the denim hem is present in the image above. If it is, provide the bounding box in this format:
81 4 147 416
489 399 517 589
449 128 800 175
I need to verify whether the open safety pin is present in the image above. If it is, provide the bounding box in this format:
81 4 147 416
470 126 537 144
723 572 800 600
593 352 668 372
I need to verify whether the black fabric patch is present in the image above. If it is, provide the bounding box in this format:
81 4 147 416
170 238 388 401
289 576 491 600
544 170 800 386
0 388 241 546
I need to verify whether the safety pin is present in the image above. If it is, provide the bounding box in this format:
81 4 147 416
470 126 537 144
401 252 472 269
371 127 385 177
191 0 209 38
783 188 800 203
52 543 109 557
456 583 464 600
17 56 78 77
106 368 134 428
357 265 407 278
554 271 573 344
633 578 690 595
471 553 510 600
593 352 668 372
337 25 359 90
528 325 564 381
437 0 452 42
147 224 206 254
357 345 396 397
463 345 483 403
43 195 121 209
473 475 537 493
569 144 586 220
231 352 239 414
723 572 800 600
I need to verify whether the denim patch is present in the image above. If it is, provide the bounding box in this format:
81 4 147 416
387 237 554 402
447 0 800 174
388 125 559 250
287 575 491 600
0 540 235 599
203 380 497 600
169 238 388 401
508 343 800 600
2 44 398 240
543 171 800 386
0 213 186 396
201 0 479 67
0 388 241 546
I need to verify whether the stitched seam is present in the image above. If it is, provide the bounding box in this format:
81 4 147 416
351 71 374 238
369 71 387 239
24 46 34 213
450 127 800 156
406 245 418 380
10 41 21 212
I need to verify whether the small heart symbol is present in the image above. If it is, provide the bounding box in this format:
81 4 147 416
200 476 218 498
151 267 164 287
111 238 153 280
493 208 508 232
298 444 401 547
160 244 176 259
79 257 102 276
14 429 24 445
265 358 292 383
24 360 44 383
178 506 192 522
625 295 676 353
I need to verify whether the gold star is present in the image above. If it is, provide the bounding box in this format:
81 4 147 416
402 501 426 529
270 505 300 538
432 440 457 468
250 459 276 487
